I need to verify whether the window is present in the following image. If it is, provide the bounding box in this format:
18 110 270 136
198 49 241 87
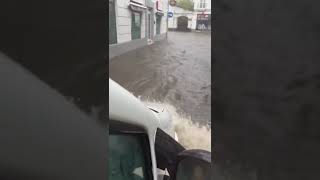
199 0 206 9
156 15 161 35
131 12 141 40
109 133 152 180
109 0 117 44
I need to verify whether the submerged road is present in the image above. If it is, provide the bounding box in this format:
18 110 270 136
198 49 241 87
110 31 211 126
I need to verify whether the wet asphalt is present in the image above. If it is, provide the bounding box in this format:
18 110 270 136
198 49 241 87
109 31 211 126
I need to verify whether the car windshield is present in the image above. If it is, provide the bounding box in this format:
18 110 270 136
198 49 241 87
109 133 150 180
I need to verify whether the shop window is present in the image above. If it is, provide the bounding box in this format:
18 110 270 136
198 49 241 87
109 0 117 44
156 15 161 35
131 12 141 40
199 0 206 9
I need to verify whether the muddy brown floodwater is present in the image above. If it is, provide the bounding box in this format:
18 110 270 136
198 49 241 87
110 31 211 126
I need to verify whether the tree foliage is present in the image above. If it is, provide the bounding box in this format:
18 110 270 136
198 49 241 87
176 0 194 11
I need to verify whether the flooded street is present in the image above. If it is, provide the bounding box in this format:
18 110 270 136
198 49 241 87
110 31 211 126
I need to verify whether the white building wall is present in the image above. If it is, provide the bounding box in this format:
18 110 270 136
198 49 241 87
141 12 146 38
193 0 199 10
116 0 147 43
110 0 167 59
193 0 211 12
161 17 166 34
116 0 131 43
161 0 168 34
154 0 168 35
207 0 211 11
168 5 174 29
192 0 211 30
153 14 156 36
188 17 192 29
191 12 197 29
167 6 194 29
168 16 176 29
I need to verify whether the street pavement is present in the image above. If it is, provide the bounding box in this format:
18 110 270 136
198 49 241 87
110 31 211 126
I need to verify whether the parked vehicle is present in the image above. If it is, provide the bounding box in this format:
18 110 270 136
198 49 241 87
109 78 211 180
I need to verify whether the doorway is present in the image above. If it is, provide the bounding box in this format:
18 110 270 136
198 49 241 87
156 15 161 35
177 16 189 31
147 9 153 42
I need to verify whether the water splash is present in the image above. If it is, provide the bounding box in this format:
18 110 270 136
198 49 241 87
142 99 211 152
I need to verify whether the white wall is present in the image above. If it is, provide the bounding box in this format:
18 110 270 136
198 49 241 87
193 0 199 10
207 0 211 10
161 0 168 34
168 17 175 29
154 0 168 35
114 0 168 43
191 12 197 29
116 0 146 43
193 0 211 12
153 15 156 36
192 0 211 30
116 0 131 43
141 12 146 38
167 6 194 29
168 5 175 29
188 18 192 29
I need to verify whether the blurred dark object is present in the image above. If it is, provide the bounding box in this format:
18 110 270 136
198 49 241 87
0 53 107 180
0 0 107 119
214 0 320 179
0 0 107 179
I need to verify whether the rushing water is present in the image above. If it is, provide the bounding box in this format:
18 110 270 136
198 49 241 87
143 100 211 151
110 31 211 150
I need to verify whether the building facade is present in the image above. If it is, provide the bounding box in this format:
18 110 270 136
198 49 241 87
109 0 169 59
168 6 194 31
193 0 211 30
167 0 211 31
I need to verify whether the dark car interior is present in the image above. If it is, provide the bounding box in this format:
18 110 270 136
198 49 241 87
0 0 108 179
0 54 107 180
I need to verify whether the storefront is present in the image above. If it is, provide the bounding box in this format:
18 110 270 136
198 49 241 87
146 0 154 41
109 0 117 44
155 0 164 35
128 0 147 40
109 0 168 59
196 13 211 30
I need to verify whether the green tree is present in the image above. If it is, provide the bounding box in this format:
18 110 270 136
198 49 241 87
176 0 194 11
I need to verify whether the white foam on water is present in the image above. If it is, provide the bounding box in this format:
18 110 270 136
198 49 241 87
142 100 211 152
